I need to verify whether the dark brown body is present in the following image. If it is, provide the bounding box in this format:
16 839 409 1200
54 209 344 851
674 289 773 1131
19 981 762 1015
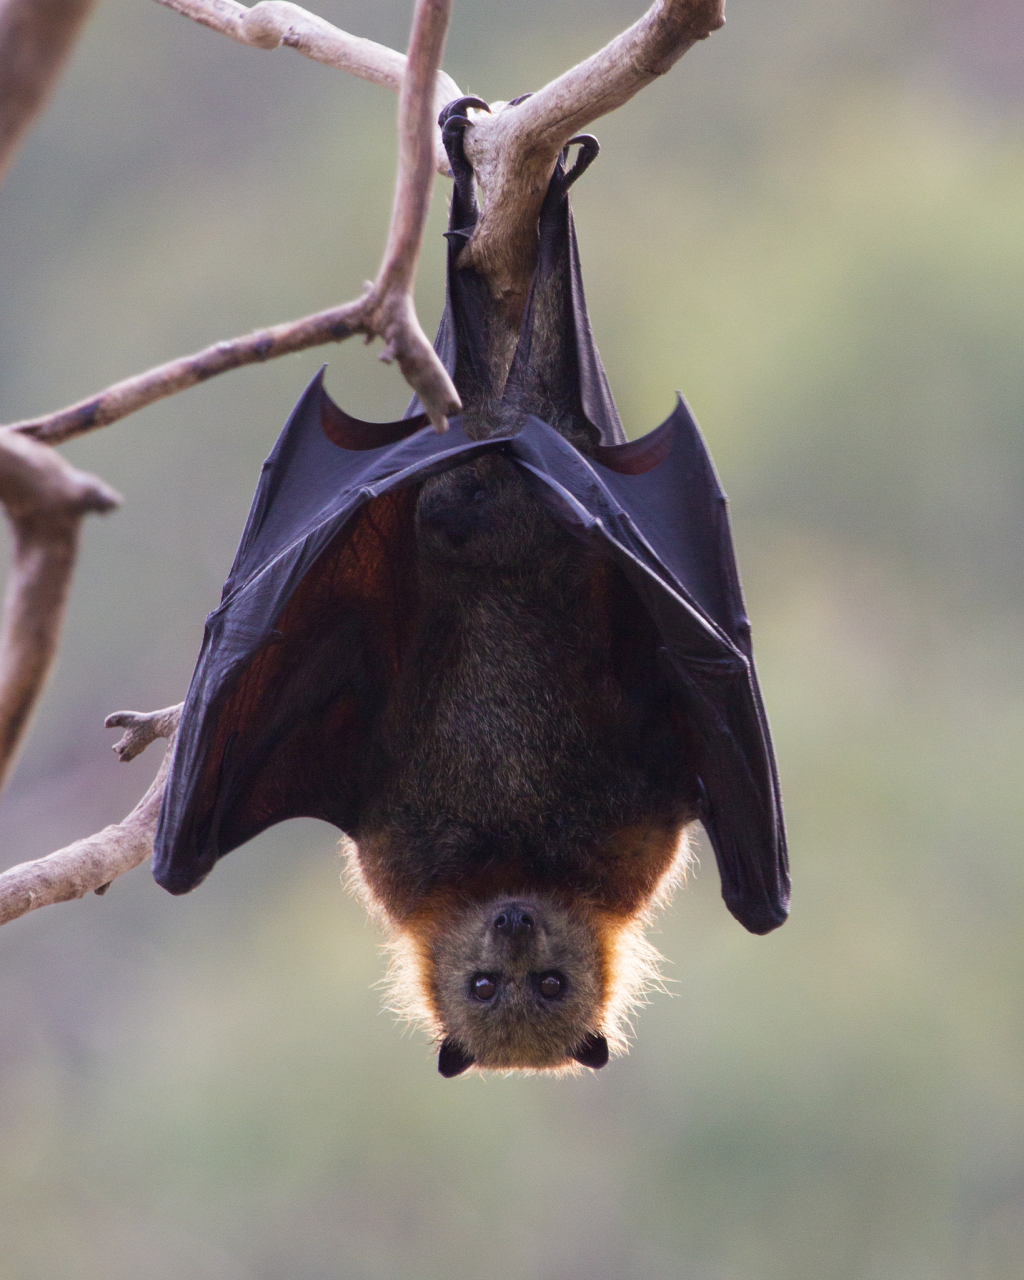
358 455 694 919
350 447 698 1072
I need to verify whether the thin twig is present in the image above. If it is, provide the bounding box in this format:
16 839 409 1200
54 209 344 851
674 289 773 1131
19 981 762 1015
9 299 369 445
152 0 462 175
0 430 120 792
0 0 99 186
0 706 181 927
358 0 454 408
461 0 725 312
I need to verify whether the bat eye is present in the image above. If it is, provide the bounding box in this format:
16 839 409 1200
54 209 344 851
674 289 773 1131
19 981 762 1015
538 972 565 1000
471 973 498 1001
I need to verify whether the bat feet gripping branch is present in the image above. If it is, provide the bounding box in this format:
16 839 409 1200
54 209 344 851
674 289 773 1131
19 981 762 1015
438 95 490 223
558 135 600 192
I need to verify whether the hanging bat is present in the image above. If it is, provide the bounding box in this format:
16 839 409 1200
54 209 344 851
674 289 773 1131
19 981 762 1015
152 103 788 1077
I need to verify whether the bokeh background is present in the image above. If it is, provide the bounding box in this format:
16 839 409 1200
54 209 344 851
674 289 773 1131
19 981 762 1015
1 1 1023 1276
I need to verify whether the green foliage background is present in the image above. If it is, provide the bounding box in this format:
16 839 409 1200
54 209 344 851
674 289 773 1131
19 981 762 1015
1 1 1023 1276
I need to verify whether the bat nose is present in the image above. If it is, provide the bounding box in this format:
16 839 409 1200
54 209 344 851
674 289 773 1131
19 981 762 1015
493 907 534 936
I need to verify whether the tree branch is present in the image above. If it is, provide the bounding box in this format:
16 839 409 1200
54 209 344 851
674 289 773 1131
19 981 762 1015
0 430 120 792
0 0 98 186
152 0 462 175
8 300 375 445
7 0 461 440
0 0 126 795
359 0 453 401
0 705 181 927
461 0 725 313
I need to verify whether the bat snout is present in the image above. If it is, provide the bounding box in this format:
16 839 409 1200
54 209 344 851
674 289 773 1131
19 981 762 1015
493 905 534 937
488 900 547 959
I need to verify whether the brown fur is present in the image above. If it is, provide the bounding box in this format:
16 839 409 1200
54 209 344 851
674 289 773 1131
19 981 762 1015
349 865 688 1073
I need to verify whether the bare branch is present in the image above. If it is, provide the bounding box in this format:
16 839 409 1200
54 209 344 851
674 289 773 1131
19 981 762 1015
0 430 120 793
9 298 371 445
152 0 462 175
461 0 725 313
0 0 98 187
360 0 453 412
106 704 183 762
0 706 181 927
8 0 461 441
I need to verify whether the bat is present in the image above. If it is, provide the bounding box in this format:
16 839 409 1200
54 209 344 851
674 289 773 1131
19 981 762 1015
153 105 788 1076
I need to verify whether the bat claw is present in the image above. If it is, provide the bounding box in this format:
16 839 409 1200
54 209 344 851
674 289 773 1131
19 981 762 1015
441 115 473 143
437 95 490 129
558 134 600 190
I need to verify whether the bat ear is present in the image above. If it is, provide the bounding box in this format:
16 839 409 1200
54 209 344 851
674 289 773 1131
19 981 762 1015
570 1032 609 1070
438 1036 476 1078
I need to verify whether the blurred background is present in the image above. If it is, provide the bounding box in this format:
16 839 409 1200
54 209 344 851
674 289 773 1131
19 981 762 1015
1 0 1023 1276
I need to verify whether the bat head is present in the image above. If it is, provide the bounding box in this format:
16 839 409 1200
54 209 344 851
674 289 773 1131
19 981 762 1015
428 895 612 1075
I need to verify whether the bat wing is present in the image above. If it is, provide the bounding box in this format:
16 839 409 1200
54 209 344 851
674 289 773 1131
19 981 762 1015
157 154 788 933
492 154 788 933
507 413 789 935
153 378 495 893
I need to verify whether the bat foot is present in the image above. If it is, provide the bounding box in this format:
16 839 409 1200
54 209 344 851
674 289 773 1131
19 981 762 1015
437 96 490 130
441 124 478 222
439 97 490 222
557 135 600 191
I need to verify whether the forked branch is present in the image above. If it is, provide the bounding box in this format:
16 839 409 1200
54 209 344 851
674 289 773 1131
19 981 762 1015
5 0 460 439
0 705 181 927
0 430 120 792
4 0 725 441
462 0 725 312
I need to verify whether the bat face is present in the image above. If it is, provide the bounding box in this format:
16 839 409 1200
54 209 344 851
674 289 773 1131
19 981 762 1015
429 896 610 1074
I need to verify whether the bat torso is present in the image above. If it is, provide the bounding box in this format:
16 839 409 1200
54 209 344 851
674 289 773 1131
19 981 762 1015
353 455 697 923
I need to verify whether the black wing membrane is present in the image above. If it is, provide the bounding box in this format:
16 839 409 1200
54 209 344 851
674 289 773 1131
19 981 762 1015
408 142 626 449
154 149 788 933
153 385 498 894
511 409 788 934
